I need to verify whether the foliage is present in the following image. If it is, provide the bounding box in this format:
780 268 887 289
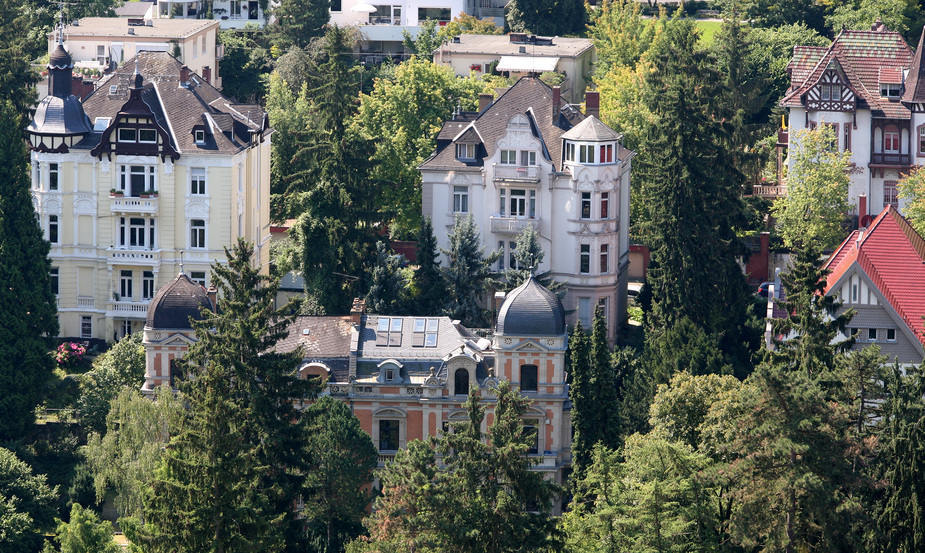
721 0 827 33
355 56 486 236
826 0 910 36
217 29 272 103
772 125 851 250
140 240 318 552
77 333 146 434
0 447 57 553
588 0 661 77
402 20 442 60
648 371 743 451
750 24 829 106
366 240 408 315
440 215 500 327
0 4 41 128
506 0 588 36
436 12 503 42
898 164 925 235
362 381 562 552
83 386 184 519
49 503 120 553
567 322 593 472
271 0 330 50
501 223 563 294
0 99 58 441
301 396 378 553
409 217 448 316
53 343 86 369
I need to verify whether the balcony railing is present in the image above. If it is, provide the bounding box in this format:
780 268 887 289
107 300 151 319
490 215 539 234
871 153 911 165
111 196 159 215
108 248 160 266
493 164 540 181
752 184 787 199
77 296 94 308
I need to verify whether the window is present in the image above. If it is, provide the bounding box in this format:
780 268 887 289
454 368 469 395
884 180 899 207
500 150 516 165
453 186 468 213
844 124 851 152
94 117 111 132
510 189 527 217
600 192 609 219
191 167 206 195
190 271 206 287
831 84 842 100
202 35 207 55
498 189 506 216
600 144 613 163
230 0 241 17
887 328 897 341
120 270 133 300
190 219 206 249
578 297 591 327
417 7 450 22
884 126 900 153
81 316 92 339
48 215 59 244
579 144 594 163
508 241 518 269
194 129 206 144
119 165 155 197
456 143 474 159
120 217 150 248
821 84 831 100
598 297 608 328
565 142 575 162
375 317 403 347
848 327 858 338
579 244 590 274
142 271 155 300
869 328 878 342
581 192 591 219
121 320 133 337
521 364 538 392
139 128 157 143
852 284 858 303
497 240 505 271
379 420 400 451
881 83 901 98
49 163 59 191
600 243 609 273
118 127 137 142
520 150 536 166
385 368 395 381
919 127 925 156
824 123 838 152
50 268 59 295
97 45 107 65
412 317 439 347
331 0 341 10
523 419 539 454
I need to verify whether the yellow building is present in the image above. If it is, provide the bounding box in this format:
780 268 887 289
27 46 271 341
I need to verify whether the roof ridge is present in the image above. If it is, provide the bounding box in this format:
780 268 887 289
887 205 925 260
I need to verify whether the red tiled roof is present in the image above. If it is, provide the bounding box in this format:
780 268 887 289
823 206 925 345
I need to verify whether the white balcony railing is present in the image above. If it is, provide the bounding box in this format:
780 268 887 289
110 196 159 215
493 164 540 181
108 248 160 266
490 215 539 234
76 296 94 308
109 300 151 315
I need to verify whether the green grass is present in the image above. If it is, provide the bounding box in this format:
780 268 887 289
695 20 723 45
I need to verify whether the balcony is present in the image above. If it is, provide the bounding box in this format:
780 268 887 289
107 299 151 319
493 164 541 182
751 184 787 199
77 296 94 308
108 248 160 267
490 215 539 234
111 196 159 215
871 153 911 165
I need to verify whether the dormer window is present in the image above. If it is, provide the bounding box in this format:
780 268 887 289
385 369 394 381
194 129 206 145
500 150 516 164
456 143 474 159
94 117 111 132
139 129 157 144
820 84 842 101
118 128 137 142
881 83 901 98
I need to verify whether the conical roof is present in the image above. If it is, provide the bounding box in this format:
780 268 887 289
496 275 565 336
48 44 72 69
145 273 213 330
561 115 621 141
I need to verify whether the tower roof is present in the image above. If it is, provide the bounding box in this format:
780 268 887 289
561 115 621 141
496 275 566 336
145 273 213 330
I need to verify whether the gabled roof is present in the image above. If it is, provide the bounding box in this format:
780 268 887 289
902 26 925 106
823 206 925 346
782 27 914 118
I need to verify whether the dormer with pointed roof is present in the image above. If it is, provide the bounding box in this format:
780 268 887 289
902 27 925 112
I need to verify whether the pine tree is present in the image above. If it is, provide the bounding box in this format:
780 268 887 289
590 308 622 450
0 100 58 441
0 5 41 129
271 0 330 50
141 240 318 552
441 215 500 328
567 323 594 474
410 217 447 316
366 240 407 315
502 223 564 295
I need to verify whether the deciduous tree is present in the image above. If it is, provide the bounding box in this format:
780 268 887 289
49 504 120 553
0 447 57 553
506 0 588 37
77 333 146 434
898 165 925 235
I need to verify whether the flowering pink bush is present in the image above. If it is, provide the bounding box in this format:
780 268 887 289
54 342 86 368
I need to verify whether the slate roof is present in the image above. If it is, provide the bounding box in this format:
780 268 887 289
823 206 925 346
28 43 93 137
496 275 566 336
902 26 925 105
782 27 914 119
145 273 212 329
275 316 354 383
79 51 267 155
561 115 621 141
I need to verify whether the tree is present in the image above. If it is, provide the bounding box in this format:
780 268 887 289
0 99 58 441
826 0 910 36
506 0 588 37
362 381 562 552
77 332 146 434
437 12 502 42
302 396 378 553
217 29 272 103
501 223 563 293
49 504 120 553
0 5 41 128
898 165 925 235
141 240 318 552
772 124 851 251
365 240 408 315
588 0 660 77
271 0 330 50
648 371 743 451
441 214 500 327
409 217 448 316
730 0 827 33
567 322 594 473
0 447 57 553
402 20 442 60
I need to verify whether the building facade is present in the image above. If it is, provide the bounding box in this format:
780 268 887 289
419 78 634 339
27 48 271 341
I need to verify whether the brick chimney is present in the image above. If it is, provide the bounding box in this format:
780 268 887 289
585 91 600 119
552 86 561 119
206 285 218 312
479 93 493 112
859 194 868 221
202 66 211 84
350 298 366 325
179 65 190 87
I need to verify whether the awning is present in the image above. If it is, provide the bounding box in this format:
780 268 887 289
495 55 560 73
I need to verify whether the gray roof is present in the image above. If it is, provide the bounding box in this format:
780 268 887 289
61 17 218 39
115 3 154 17
561 115 622 141
496 275 565 336
145 273 212 329
276 316 354 359
28 94 93 136
436 34 593 58
358 315 469 359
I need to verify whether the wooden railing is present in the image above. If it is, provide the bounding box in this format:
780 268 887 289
751 185 787 198
871 153 910 165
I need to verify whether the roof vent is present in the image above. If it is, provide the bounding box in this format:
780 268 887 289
453 36 460 43
519 46 526 54
128 18 145 26
127 27 135 35
145 19 154 26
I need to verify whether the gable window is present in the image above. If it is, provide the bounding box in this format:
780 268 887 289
887 328 897 341
191 167 206 195
456 143 475 160
453 186 468 213
579 244 590 274
869 328 878 342
454 368 469 396
520 364 538 392
118 128 137 142
600 243 609 273
190 219 206 249
194 129 206 145
881 83 901 98
520 150 536 166
884 180 898 207
385 368 395 381
500 150 516 165
50 268 59 295
139 129 157 143
142 271 155 300
120 270 133 300
190 271 206 287
600 192 609 219
48 215 59 244
581 192 591 219
884 126 899 153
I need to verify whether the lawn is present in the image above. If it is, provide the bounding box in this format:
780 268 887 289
696 20 723 45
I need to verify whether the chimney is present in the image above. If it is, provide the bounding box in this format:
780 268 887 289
519 46 527 54
350 298 366 325
179 65 190 86
479 93 493 112
206 286 218 312
859 194 868 222
585 90 600 119
552 86 561 119
202 66 212 84
510 33 526 43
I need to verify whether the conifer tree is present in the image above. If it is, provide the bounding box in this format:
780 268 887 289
502 223 563 295
141 240 318 552
590 308 622 450
366 240 407 315
0 100 58 441
567 322 594 473
441 215 500 328
410 217 447 316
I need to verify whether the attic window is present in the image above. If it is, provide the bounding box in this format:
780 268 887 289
139 128 157 143
118 128 137 142
375 317 403 347
194 129 206 144
881 83 901 98
456 143 475 160
109 85 118 94
412 318 439 347
93 117 111 132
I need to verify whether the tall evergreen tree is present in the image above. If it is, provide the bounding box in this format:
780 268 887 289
0 100 58 441
410 217 447 315
502 223 563 295
141 240 318 552
505 0 587 36
590 308 622 450
567 322 594 474
271 0 330 50
365 240 407 315
0 5 41 129
441 215 500 328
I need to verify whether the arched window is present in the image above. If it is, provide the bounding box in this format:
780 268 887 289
520 364 538 392
454 368 469 396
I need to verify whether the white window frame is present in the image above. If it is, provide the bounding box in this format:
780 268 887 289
81 316 92 339
456 143 474 160
190 167 207 195
50 267 59 295
190 219 206 249
120 270 133 300
194 129 206 144
600 243 609 273
48 163 59 191
520 150 536 166
579 244 590 274
453 185 468 213
138 128 157 144
580 192 592 219
578 297 591 327
119 165 156 197
48 214 60 244
118 127 137 143
190 271 207 287
500 150 516 165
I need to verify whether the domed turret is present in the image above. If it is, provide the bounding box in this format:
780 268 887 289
145 273 213 330
27 31 92 152
561 115 622 166
496 275 566 336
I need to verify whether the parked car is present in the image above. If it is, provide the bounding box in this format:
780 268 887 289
757 282 773 298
